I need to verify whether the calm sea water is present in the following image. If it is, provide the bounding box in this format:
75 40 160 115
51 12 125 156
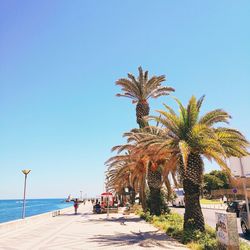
0 199 73 223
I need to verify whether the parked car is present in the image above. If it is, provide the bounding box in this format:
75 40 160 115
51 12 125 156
172 188 185 207
240 202 250 236
226 200 245 217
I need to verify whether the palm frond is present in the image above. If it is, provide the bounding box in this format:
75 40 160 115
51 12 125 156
199 109 231 126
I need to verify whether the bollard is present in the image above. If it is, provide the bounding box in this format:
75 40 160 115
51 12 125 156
215 212 239 250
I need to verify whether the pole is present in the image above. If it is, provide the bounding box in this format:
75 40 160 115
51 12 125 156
22 174 27 219
107 196 110 219
239 158 250 227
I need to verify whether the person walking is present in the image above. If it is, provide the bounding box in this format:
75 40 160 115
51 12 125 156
74 199 79 215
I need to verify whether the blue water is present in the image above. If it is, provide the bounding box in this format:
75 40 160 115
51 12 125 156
0 199 73 223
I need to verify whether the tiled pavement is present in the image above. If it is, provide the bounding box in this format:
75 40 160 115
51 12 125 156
0 203 187 250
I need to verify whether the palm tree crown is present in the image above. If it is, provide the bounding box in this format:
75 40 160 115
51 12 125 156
116 66 175 127
144 95 249 168
130 95 249 231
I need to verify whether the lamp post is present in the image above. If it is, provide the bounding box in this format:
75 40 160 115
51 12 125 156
239 158 250 227
22 169 31 219
80 190 83 201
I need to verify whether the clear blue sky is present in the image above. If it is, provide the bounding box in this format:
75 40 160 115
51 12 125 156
0 1 249 199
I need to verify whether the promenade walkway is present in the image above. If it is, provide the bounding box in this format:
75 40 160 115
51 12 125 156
0 202 187 250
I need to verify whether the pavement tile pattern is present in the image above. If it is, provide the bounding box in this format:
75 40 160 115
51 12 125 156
0 203 187 250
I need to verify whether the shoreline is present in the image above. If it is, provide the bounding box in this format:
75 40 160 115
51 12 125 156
0 205 73 233
0 198 73 224
0 198 67 200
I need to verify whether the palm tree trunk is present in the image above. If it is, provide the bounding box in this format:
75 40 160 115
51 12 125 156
147 162 162 216
140 178 147 212
136 101 162 215
136 101 149 128
184 192 204 231
130 187 135 204
140 188 147 212
136 100 151 213
149 187 161 215
181 153 205 232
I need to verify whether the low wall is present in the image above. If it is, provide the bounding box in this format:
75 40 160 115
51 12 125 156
0 205 73 233
201 203 227 210
211 189 250 199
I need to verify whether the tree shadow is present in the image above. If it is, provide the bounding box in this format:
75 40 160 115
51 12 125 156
86 216 142 224
59 214 77 217
89 230 179 248
60 212 93 217
239 232 250 241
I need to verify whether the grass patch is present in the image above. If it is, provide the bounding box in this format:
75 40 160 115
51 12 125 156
200 199 223 205
240 241 250 250
136 208 249 250
138 210 217 249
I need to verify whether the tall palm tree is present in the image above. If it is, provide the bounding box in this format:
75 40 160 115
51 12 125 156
116 66 174 128
132 96 249 231
116 67 175 214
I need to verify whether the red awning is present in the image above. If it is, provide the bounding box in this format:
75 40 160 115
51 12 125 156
101 192 113 196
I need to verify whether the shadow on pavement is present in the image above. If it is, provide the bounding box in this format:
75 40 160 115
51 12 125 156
59 214 77 216
89 230 176 248
60 212 93 217
239 233 250 240
86 216 142 224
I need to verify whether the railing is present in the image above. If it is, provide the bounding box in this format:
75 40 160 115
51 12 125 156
52 210 61 217
200 203 227 210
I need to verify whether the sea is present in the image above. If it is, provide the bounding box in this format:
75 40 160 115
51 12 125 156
0 199 73 224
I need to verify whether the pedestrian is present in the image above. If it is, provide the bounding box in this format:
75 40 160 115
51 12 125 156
74 199 79 214
223 195 227 203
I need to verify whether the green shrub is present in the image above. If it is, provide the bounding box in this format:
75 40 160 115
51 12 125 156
140 211 153 222
182 225 218 249
134 207 144 216
240 241 250 250
139 211 221 250
195 233 218 250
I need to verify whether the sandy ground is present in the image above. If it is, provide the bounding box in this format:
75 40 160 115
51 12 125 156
0 202 187 250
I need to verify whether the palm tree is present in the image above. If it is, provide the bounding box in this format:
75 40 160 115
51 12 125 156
106 130 176 214
106 161 131 205
116 66 174 128
115 67 175 214
106 144 148 211
124 126 177 215
132 96 249 231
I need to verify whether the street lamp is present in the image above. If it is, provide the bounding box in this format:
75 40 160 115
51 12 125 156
22 169 31 219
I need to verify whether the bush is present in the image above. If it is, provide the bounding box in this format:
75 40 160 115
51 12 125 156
184 230 218 249
139 211 250 250
139 211 219 249
139 211 153 222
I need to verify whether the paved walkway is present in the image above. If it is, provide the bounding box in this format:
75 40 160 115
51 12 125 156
0 202 187 250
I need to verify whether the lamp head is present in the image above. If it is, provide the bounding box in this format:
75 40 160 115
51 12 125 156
22 169 31 175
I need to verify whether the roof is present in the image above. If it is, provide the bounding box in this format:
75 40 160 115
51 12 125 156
101 192 113 196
